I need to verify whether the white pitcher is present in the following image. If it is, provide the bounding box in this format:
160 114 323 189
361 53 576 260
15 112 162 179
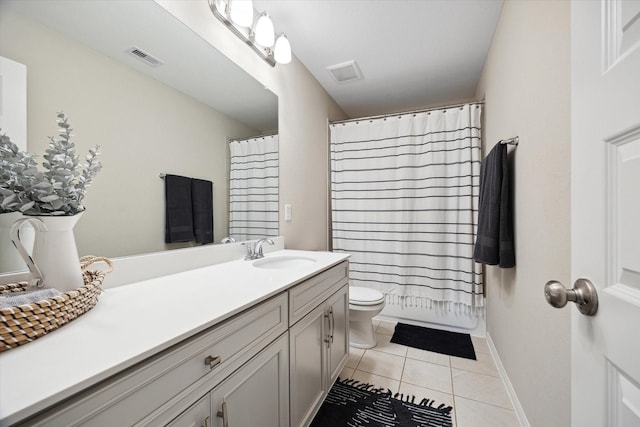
0 211 33 273
11 213 84 292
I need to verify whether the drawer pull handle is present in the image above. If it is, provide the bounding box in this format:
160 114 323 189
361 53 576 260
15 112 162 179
202 416 211 427
205 355 222 369
324 313 331 345
217 401 228 427
329 307 335 344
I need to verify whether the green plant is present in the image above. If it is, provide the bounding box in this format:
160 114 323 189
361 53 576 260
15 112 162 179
0 112 102 216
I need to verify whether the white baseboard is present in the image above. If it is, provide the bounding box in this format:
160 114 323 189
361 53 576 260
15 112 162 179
486 332 530 427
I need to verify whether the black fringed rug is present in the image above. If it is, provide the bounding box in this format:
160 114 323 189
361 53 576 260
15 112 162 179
391 323 476 360
310 378 453 427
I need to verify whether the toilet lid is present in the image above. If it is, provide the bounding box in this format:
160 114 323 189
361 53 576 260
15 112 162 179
350 286 385 305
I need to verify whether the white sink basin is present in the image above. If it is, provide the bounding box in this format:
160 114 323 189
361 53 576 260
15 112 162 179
252 255 317 270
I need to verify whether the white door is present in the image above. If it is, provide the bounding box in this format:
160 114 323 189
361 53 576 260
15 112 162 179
570 0 640 425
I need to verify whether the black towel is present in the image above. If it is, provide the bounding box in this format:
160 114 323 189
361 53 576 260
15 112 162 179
192 179 214 244
164 174 194 243
473 143 515 268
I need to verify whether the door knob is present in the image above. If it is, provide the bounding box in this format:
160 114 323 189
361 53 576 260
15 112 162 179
544 278 598 316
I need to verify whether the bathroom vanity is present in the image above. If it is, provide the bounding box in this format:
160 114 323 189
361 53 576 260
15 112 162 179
0 249 349 427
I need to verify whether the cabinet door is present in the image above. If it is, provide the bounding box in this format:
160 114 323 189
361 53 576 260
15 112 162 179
167 394 211 427
326 285 349 385
211 334 289 427
289 303 326 427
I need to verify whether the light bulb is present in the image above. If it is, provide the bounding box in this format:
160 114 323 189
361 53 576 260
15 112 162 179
229 0 254 28
274 33 291 64
254 13 275 47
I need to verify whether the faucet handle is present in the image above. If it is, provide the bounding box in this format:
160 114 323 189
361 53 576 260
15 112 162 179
243 241 257 260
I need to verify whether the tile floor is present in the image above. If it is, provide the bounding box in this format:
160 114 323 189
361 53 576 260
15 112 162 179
339 319 521 427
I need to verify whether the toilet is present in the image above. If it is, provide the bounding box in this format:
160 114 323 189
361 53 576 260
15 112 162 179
348 286 386 349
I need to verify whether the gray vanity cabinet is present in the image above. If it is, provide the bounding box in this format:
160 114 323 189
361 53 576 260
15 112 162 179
288 262 349 427
289 302 326 427
325 285 349 386
20 293 289 427
13 260 348 427
166 394 211 427
210 333 289 427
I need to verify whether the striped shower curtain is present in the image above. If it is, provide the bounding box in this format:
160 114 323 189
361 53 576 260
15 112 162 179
330 104 483 317
228 134 279 241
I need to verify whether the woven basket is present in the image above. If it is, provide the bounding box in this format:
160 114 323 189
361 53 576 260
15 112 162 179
0 256 113 352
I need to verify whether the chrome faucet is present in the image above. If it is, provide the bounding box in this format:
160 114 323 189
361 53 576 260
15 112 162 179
255 237 275 259
244 237 275 260
220 236 236 244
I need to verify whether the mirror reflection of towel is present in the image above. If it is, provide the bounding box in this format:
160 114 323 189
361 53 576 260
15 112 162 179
473 143 515 268
165 174 194 243
192 179 214 244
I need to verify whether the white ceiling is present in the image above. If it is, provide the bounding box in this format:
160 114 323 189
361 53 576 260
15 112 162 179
254 0 503 118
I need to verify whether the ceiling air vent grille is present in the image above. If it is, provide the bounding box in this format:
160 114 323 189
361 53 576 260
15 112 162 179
326 60 363 83
126 47 164 67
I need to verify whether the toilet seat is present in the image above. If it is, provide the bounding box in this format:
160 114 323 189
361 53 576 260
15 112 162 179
349 286 385 306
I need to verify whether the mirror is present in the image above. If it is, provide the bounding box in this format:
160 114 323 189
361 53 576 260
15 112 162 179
0 0 278 273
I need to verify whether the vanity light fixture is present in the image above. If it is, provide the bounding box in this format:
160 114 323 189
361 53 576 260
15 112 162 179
274 33 291 64
254 12 275 47
209 0 291 67
229 0 254 28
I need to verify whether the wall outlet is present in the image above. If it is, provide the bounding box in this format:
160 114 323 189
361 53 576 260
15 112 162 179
284 204 292 221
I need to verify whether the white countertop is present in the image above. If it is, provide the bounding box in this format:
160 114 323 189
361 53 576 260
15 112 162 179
0 249 349 426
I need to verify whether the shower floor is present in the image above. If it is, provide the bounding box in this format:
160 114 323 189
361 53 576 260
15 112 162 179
340 318 519 427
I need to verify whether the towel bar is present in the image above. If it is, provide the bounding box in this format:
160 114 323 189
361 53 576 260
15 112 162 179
499 136 519 145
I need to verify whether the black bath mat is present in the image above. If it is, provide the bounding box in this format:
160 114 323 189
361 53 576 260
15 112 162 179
390 323 476 360
310 378 452 427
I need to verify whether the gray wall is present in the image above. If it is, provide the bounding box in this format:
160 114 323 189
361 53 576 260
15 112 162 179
475 1 571 426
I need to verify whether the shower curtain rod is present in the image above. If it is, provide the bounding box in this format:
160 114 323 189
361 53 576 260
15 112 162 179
227 131 278 143
329 101 484 126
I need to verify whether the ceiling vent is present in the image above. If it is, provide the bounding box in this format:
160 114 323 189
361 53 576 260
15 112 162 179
126 46 164 67
326 60 363 83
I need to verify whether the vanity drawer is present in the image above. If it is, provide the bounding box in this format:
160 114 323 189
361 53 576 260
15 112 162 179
289 261 348 325
23 293 288 427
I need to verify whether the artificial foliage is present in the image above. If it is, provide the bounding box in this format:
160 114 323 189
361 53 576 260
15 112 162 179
0 113 102 216
0 133 38 214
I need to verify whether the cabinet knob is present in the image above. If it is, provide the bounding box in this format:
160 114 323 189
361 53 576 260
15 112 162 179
205 355 222 369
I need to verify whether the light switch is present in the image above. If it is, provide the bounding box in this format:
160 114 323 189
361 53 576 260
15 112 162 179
284 204 292 221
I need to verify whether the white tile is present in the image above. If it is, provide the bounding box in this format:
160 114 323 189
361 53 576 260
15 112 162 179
398 381 455 410
450 351 499 377
376 319 397 336
346 346 365 369
352 370 400 394
340 367 354 379
356 349 405 380
369 333 408 357
401 358 452 394
471 336 490 354
406 346 450 367
454 396 519 427
452 369 512 409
